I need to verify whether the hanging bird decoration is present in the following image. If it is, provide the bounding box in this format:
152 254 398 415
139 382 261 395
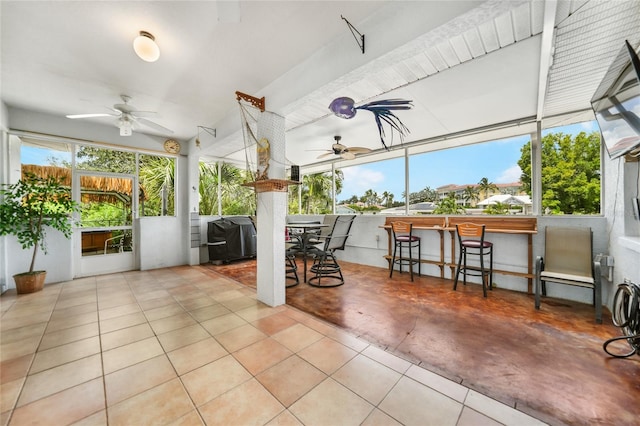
328 97 413 150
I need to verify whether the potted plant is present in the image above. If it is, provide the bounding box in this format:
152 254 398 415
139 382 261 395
0 172 79 294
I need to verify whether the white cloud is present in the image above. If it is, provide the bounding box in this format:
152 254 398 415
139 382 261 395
496 165 522 183
342 166 386 194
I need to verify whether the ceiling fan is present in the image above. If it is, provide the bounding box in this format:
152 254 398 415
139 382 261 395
66 95 173 136
316 136 372 160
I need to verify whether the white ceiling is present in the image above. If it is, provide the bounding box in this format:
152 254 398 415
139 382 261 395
2 0 639 172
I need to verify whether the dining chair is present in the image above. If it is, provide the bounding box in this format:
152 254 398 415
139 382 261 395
307 215 356 287
453 222 493 297
389 221 421 281
535 226 602 323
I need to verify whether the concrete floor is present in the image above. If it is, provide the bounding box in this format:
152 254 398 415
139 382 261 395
208 258 640 425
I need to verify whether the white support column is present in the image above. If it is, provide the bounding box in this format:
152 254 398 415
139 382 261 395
256 111 286 307
531 121 543 216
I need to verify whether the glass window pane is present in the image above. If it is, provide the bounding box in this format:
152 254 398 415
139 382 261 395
410 136 531 215
199 161 255 215
539 121 601 215
139 154 176 216
338 158 404 214
75 145 135 173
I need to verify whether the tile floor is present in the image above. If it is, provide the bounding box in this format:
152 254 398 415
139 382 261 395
0 266 547 426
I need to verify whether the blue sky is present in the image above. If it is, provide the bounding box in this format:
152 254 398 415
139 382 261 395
338 121 599 202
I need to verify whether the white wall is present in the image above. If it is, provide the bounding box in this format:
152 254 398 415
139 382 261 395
604 155 640 307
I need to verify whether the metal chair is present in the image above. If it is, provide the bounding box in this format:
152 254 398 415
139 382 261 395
453 223 493 297
285 243 300 287
535 226 602 323
390 221 421 281
307 215 356 287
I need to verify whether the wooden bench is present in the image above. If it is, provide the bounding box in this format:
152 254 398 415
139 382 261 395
447 216 538 292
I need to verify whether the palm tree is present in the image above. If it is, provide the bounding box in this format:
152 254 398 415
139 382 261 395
433 193 466 214
198 162 255 215
303 172 333 213
477 177 498 200
462 186 479 207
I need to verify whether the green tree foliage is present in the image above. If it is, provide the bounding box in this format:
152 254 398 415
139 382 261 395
75 146 136 173
518 131 600 214
295 170 343 214
433 193 466 214
484 202 510 215
139 154 175 216
462 186 479 206
199 162 255 215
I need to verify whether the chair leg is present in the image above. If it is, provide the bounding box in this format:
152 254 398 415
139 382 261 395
489 249 493 291
408 242 414 282
453 248 464 290
417 241 421 276
390 243 397 278
480 249 487 298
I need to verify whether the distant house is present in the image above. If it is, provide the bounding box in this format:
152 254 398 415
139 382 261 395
379 202 436 215
477 194 532 214
436 182 525 207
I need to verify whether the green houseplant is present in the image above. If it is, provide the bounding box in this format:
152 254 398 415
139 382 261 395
0 172 79 293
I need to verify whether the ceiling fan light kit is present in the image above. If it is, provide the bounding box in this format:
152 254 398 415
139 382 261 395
119 117 132 136
133 31 160 62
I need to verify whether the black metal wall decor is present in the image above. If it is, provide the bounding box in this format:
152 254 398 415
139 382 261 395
328 97 413 150
341 15 365 54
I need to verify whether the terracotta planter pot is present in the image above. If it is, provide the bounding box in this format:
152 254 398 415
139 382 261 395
13 271 46 294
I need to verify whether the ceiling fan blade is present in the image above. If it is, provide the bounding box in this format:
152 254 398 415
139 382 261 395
136 117 174 134
66 113 115 119
332 143 347 151
346 147 372 154
317 151 335 159
341 151 356 160
130 110 156 118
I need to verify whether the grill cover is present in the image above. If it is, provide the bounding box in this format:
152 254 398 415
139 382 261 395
207 217 257 262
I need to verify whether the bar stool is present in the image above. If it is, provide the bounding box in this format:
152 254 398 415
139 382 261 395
285 247 299 287
390 221 421 281
453 223 493 297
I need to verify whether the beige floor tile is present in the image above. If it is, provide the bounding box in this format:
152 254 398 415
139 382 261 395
235 303 283 322
405 364 468 403
0 322 47 345
0 336 41 362
215 323 267 353
98 302 141 321
457 406 503 426
199 312 246 335
166 409 204 426
157 323 210 352
71 409 107 426
137 295 175 311
251 311 299 336
30 336 101 374
362 345 412 374
289 377 374 426
324 327 370 352
272 323 324 353
298 336 357 374
181 354 252 407
50 302 97 320
210 288 246 302
98 311 147 334
332 354 402 405
167 337 228 375
54 294 97 310
100 323 155 351
11 378 105 426
189 303 231 322
0 377 24 413
233 337 293 375
134 288 172 302
361 408 403 426
464 390 546 426
0 353 33 384
105 355 177 406
198 378 284 425
144 302 186 321
39 322 99 351
256 355 327 408
18 354 103 406
220 295 258 312
149 312 197 334
97 294 137 310
107 378 194 426
265 409 304 426
102 336 164 374
378 376 463 426
178 295 216 311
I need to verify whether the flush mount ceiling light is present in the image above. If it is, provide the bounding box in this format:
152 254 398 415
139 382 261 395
133 31 160 62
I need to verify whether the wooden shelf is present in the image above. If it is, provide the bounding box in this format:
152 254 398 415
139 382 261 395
242 179 300 193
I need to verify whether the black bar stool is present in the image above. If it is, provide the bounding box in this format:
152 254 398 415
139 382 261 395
390 221 421 281
453 223 493 297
